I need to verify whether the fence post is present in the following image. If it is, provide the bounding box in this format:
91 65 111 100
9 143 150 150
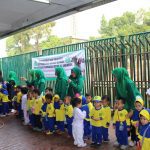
120 36 126 68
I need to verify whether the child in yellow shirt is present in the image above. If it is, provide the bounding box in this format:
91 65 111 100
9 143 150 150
137 109 150 150
32 89 43 131
113 98 130 150
90 96 104 147
45 93 55 135
0 84 10 116
102 95 111 142
27 90 35 127
16 86 22 118
64 96 73 137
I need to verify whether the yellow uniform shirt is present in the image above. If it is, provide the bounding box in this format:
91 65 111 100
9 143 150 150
113 109 130 126
42 96 46 103
46 103 55 117
87 102 93 113
90 107 105 127
33 98 43 115
0 93 10 102
102 106 111 128
17 92 22 103
27 99 35 110
55 104 65 121
137 124 150 150
65 104 73 118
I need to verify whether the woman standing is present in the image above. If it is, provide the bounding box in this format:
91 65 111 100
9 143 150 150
68 66 84 98
35 69 46 95
55 67 68 100
112 67 142 117
21 69 37 88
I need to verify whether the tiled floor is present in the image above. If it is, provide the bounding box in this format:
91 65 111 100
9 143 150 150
0 115 136 150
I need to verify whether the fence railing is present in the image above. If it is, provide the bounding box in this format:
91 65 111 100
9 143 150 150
0 31 150 107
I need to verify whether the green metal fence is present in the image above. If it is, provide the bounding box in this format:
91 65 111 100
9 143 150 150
0 31 150 107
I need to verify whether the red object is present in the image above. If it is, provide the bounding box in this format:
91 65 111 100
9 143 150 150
136 142 141 150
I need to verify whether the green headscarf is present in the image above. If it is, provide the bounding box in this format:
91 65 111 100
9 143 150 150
112 67 130 98
35 69 46 84
71 66 82 79
55 67 68 81
29 69 36 81
112 67 142 111
8 71 18 85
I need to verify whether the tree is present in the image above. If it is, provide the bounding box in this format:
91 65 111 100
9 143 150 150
40 36 73 49
6 22 55 56
98 10 150 38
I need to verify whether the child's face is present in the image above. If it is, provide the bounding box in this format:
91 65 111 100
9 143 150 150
46 99 51 104
16 88 21 92
33 92 38 99
28 93 32 99
102 99 109 107
94 101 102 108
77 102 82 108
86 96 92 103
140 115 149 125
114 101 118 109
45 90 50 95
54 98 59 102
117 100 124 110
64 97 70 105
135 102 143 111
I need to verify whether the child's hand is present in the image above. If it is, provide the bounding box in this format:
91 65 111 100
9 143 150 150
127 128 130 131
94 118 100 121
113 125 116 129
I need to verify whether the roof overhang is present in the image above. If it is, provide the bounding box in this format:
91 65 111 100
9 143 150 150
0 0 115 38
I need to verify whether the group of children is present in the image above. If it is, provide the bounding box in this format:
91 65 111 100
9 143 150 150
0 83 150 150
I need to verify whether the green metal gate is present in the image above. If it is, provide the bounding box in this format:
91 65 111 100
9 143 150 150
0 31 150 107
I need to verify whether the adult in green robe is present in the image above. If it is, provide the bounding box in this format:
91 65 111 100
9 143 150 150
55 67 68 100
112 67 142 117
21 69 38 88
35 69 46 95
68 66 84 98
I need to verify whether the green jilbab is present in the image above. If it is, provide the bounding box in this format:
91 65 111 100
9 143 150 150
55 67 68 100
35 69 46 94
68 66 84 98
112 67 142 112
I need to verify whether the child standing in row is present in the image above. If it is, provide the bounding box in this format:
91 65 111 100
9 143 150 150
72 97 87 148
27 90 35 127
45 93 55 135
113 98 130 150
32 89 43 131
0 84 10 117
64 96 73 137
102 95 111 142
90 96 104 147
137 109 150 150
21 87 29 125
130 97 144 146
